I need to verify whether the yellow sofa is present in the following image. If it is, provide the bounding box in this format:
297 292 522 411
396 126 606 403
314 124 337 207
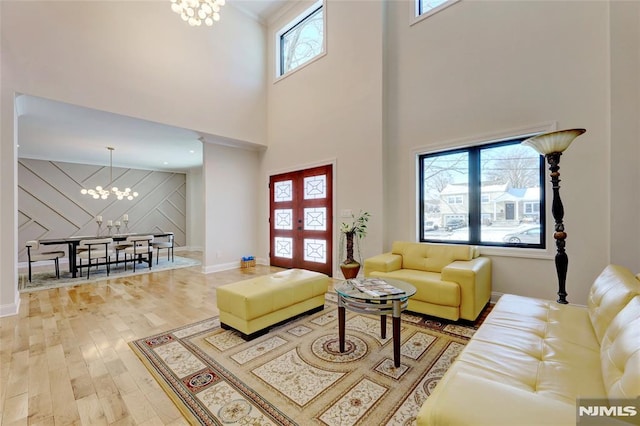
418 264 640 425
364 241 491 321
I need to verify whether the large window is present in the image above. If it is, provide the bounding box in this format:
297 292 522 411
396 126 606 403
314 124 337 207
277 2 324 77
419 137 546 248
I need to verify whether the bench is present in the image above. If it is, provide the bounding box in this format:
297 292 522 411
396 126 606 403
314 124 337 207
216 268 330 339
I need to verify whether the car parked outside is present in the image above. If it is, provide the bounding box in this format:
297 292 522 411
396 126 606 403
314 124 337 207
445 219 466 231
503 226 541 244
424 220 439 231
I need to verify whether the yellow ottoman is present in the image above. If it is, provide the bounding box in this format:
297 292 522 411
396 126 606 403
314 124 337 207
216 268 330 339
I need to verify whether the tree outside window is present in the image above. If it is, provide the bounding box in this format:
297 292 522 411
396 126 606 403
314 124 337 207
279 4 324 76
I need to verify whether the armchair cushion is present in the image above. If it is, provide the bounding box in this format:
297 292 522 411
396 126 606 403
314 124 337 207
392 240 477 273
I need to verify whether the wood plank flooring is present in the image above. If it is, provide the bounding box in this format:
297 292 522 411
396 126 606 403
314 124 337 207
0 252 288 425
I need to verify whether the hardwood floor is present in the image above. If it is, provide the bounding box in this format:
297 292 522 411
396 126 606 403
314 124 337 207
0 252 287 425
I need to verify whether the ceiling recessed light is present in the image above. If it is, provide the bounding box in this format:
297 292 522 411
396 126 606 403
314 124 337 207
189 150 195 154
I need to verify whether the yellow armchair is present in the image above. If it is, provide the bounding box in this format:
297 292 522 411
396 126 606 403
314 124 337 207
364 241 491 321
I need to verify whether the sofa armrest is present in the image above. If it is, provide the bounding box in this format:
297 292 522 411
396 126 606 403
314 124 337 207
442 257 492 321
364 253 402 276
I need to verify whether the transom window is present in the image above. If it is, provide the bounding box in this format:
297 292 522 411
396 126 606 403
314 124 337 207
277 1 324 77
419 137 546 248
415 0 460 19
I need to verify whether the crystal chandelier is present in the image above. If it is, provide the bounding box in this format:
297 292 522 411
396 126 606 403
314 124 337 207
170 0 226 26
81 147 139 201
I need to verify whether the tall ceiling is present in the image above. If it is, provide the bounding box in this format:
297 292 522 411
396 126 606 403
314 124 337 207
17 94 205 172
16 0 289 172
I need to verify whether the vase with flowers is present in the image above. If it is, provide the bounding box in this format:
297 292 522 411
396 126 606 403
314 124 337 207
339 210 371 279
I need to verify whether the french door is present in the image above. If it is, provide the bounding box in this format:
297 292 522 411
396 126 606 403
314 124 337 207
269 164 333 276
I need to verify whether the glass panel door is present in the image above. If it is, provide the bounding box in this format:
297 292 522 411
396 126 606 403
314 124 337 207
269 164 333 276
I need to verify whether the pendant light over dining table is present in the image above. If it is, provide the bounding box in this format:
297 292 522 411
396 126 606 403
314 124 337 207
80 147 139 201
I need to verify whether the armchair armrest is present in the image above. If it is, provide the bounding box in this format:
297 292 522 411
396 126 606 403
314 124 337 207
364 253 403 276
442 257 491 321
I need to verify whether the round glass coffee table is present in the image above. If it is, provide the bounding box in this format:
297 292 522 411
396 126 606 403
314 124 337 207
335 278 416 367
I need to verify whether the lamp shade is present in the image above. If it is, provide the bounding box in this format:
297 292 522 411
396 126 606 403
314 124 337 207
522 128 586 155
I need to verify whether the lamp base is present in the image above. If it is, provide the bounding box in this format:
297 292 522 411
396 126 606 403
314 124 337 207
547 152 569 305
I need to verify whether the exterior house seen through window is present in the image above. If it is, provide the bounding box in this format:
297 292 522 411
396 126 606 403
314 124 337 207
419 137 546 248
278 1 324 77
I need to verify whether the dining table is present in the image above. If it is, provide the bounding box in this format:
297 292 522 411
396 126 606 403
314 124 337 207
39 232 174 278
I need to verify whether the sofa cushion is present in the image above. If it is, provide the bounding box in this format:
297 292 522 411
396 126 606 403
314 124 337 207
459 294 604 403
392 241 477 273
588 264 640 343
600 296 640 399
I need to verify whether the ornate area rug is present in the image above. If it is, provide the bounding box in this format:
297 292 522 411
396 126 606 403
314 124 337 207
130 294 489 425
19 255 200 292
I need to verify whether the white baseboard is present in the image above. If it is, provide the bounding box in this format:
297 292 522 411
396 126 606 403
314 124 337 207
0 293 21 318
202 261 239 274
176 246 202 252
202 257 269 274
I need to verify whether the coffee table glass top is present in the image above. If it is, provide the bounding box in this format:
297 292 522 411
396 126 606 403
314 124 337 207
335 278 416 301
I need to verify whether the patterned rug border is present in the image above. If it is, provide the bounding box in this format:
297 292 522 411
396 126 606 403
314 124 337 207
130 297 491 425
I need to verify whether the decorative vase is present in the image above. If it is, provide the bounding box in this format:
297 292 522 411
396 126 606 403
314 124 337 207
341 230 360 279
340 262 360 279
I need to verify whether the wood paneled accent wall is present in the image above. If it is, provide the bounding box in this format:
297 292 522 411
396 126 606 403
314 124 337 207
18 158 186 262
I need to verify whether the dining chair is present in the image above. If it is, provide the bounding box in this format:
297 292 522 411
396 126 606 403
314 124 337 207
78 238 114 279
25 240 66 282
123 235 154 272
114 239 133 267
152 232 174 264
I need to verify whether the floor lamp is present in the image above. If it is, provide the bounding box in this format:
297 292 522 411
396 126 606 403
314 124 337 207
522 128 586 304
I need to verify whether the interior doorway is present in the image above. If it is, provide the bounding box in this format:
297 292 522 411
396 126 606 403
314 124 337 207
269 164 333 276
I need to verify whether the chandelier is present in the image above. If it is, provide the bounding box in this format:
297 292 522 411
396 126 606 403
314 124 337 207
170 0 225 26
81 147 139 201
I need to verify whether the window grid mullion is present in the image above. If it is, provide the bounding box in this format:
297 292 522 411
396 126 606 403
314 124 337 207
468 148 481 244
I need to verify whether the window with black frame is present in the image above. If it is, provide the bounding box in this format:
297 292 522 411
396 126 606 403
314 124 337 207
278 2 324 77
419 138 546 248
416 0 459 18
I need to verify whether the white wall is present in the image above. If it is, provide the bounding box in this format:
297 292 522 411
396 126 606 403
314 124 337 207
187 167 204 250
0 0 267 315
203 143 261 272
262 0 385 275
609 1 640 271
1 1 267 144
384 0 613 304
